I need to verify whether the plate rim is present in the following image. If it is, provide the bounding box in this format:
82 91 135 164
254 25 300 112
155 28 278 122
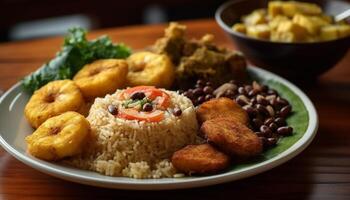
0 66 318 190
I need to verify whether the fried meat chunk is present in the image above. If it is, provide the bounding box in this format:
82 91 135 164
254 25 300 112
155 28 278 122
196 97 249 125
201 118 263 158
171 144 230 174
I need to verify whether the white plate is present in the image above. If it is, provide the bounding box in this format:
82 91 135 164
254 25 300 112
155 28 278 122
0 66 318 190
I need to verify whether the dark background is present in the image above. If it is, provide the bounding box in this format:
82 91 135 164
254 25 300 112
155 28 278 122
0 0 227 42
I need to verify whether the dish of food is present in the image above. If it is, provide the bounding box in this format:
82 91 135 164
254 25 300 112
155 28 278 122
0 22 318 190
232 1 350 42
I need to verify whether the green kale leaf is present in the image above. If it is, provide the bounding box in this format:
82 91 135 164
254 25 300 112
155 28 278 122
22 27 131 93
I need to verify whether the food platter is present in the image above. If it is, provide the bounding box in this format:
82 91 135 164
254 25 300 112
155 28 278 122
0 65 318 190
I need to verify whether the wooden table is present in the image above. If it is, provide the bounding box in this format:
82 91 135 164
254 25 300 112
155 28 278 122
0 19 350 199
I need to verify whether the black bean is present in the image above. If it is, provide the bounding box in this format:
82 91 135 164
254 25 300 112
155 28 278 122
270 97 278 107
255 132 265 137
193 88 204 96
274 117 286 126
267 89 277 95
277 97 289 106
197 96 205 104
261 85 268 92
225 89 236 98
196 79 205 86
192 99 198 106
260 125 272 137
264 117 275 126
183 91 194 99
277 126 293 136
257 95 269 106
248 89 258 97
205 94 214 101
265 94 276 100
245 85 253 93
275 111 280 117
260 92 267 97
195 84 202 89
236 95 249 106
252 118 263 129
131 92 145 100
250 96 257 105
244 106 258 118
266 105 275 117
266 137 277 146
269 123 278 131
256 104 269 116
173 107 182 116
203 86 214 94
280 105 292 118
238 87 246 95
108 105 118 115
142 103 153 112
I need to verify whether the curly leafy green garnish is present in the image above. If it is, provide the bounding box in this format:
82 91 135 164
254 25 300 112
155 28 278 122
22 27 131 93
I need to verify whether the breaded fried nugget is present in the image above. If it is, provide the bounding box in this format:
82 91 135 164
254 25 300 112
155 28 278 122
171 144 230 174
201 118 263 157
196 97 248 125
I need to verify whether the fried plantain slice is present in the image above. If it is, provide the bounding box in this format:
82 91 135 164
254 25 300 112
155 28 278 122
201 118 263 158
25 111 90 161
196 97 249 125
126 51 175 89
73 59 128 99
24 80 84 128
171 143 230 174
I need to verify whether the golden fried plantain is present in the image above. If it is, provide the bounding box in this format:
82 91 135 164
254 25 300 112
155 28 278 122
171 144 230 174
196 97 249 125
25 111 90 161
73 59 128 99
201 118 263 158
24 80 84 128
126 51 175 88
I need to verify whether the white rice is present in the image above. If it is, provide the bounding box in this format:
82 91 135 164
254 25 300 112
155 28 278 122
67 89 198 179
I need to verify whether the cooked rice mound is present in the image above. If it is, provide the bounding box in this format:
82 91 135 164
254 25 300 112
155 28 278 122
67 89 198 178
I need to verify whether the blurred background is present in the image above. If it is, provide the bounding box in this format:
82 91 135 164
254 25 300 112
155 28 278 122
0 0 228 42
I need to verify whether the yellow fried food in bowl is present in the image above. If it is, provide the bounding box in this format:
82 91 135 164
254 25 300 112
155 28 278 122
126 51 175 88
73 59 128 99
269 1 322 18
231 0 350 42
24 80 84 128
26 111 90 161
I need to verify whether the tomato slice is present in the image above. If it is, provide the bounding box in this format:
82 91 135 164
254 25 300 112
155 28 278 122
118 108 164 122
122 86 170 109
117 86 171 122
124 86 156 96
154 92 170 109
